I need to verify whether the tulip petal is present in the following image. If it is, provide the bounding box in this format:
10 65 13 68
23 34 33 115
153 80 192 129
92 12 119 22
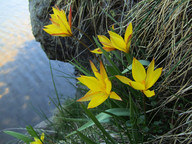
89 60 98 73
143 90 155 97
43 24 71 37
126 41 131 53
77 90 101 102
132 58 146 82
100 61 108 80
115 75 145 90
31 137 42 144
91 47 115 54
146 67 162 89
116 74 145 90
110 91 122 101
89 60 100 79
57 8 71 33
112 24 115 30
115 75 132 85
146 58 154 79
88 93 108 108
129 81 145 90
57 14 72 35
145 58 154 89
77 76 102 91
105 78 112 94
103 47 116 51
91 48 103 54
124 23 132 44
147 58 155 74
108 31 126 52
43 7 72 37
68 6 72 28
41 133 45 141
98 35 114 48
53 7 69 30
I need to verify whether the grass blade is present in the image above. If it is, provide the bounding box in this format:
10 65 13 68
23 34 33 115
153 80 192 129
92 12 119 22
26 125 38 138
66 108 130 137
80 104 117 144
4 131 32 144
76 131 98 144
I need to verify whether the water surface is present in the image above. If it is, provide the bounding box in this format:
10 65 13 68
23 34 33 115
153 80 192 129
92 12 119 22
0 0 76 143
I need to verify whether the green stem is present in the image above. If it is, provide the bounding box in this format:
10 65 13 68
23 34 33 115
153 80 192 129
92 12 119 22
129 93 136 143
81 104 117 144
49 60 62 113
125 53 133 65
143 94 146 125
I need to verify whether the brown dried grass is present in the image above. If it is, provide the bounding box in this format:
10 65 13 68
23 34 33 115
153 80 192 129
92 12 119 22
124 0 192 143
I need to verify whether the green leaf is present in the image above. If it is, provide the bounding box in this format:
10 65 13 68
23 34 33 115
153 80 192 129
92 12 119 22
106 108 130 117
26 125 38 138
77 131 98 144
69 59 91 76
66 108 129 137
125 53 133 65
122 60 150 74
4 131 32 143
56 117 88 122
80 104 117 144
106 66 118 76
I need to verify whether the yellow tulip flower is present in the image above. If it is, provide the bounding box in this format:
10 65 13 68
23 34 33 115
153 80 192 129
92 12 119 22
91 35 116 54
92 23 132 54
116 58 162 97
43 6 72 37
77 61 122 109
30 133 44 144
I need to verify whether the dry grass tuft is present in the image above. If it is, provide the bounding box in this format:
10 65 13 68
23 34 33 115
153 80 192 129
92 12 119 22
51 0 138 62
123 0 192 143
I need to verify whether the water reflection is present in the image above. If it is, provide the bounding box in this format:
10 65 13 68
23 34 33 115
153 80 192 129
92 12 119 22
0 43 77 143
0 0 76 143
0 49 18 67
0 40 76 143
0 87 9 99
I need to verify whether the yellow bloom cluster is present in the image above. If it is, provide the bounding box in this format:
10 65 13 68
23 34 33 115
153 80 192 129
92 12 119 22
77 61 122 109
43 7 72 37
91 23 132 54
116 58 162 97
43 6 163 108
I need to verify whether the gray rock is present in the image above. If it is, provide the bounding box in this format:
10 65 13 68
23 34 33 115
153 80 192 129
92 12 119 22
29 0 57 60
28 0 95 62
28 0 137 63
